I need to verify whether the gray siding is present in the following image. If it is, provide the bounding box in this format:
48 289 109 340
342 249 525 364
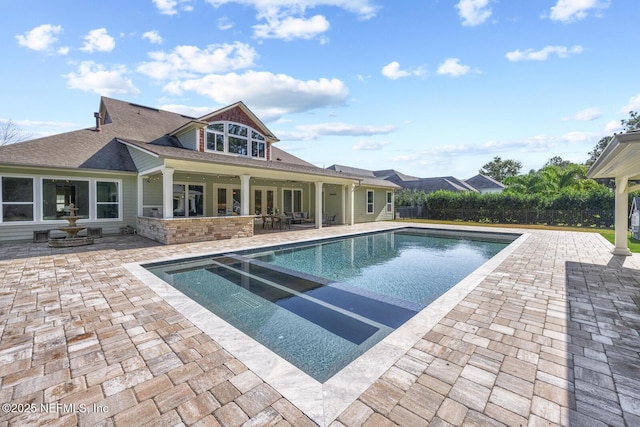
0 168 137 241
354 187 394 223
176 129 199 151
127 146 164 172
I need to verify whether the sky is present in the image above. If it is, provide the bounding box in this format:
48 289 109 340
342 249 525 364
2 0 639 179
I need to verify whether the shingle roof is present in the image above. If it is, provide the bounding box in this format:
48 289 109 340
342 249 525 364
0 97 399 188
326 164 376 178
401 177 479 193
464 174 505 190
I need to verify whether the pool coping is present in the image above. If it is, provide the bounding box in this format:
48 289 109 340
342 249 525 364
123 224 530 426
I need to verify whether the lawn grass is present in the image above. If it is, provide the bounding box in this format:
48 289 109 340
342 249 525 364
395 218 640 253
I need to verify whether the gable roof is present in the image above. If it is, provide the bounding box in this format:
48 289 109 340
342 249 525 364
326 164 376 178
0 97 399 188
464 174 505 190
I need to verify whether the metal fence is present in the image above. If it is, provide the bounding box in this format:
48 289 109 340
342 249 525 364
396 207 615 228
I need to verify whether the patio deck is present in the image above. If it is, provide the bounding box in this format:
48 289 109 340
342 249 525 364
0 222 638 426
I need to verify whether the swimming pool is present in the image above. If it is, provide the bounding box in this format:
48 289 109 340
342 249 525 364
145 227 516 382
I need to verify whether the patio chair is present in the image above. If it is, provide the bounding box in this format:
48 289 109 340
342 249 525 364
323 213 337 226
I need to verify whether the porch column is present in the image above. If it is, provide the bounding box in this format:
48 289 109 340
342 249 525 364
137 175 144 217
346 183 355 225
315 181 323 229
162 167 175 219
240 174 250 216
613 176 632 256
341 185 346 225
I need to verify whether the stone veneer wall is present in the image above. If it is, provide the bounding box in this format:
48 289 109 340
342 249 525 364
137 216 254 245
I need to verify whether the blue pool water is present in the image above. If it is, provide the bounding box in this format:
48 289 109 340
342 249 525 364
145 228 515 382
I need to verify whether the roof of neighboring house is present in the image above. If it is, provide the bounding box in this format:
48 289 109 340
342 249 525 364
372 169 420 182
464 174 505 190
401 177 479 193
326 164 377 178
0 97 398 188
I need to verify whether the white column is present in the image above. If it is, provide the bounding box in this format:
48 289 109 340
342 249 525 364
315 181 323 229
137 175 144 217
240 175 250 216
162 167 175 219
613 176 632 256
347 183 355 225
341 185 346 225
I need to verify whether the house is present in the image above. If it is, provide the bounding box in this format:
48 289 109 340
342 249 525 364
327 165 499 194
0 97 399 244
464 174 505 194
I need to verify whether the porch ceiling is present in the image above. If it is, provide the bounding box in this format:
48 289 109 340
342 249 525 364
165 159 360 185
587 131 640 181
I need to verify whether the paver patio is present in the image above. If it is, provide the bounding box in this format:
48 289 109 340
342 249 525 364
0 222 638 426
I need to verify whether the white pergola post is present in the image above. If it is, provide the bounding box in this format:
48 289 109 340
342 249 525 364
162 167 175 219
315 181 323 229
240 175 250 216
613 176 632 256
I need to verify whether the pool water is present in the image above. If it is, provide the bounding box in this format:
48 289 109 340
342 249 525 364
145 228 513 382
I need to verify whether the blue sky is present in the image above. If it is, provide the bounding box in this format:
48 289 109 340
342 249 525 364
2 0 638 178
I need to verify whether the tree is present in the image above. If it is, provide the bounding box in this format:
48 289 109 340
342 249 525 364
621 111 640 131
0 119 28 146
586 111 639 166
479 156 522 182
544 156 571 168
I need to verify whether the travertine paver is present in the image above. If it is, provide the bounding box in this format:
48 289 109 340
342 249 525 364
0 223 639 426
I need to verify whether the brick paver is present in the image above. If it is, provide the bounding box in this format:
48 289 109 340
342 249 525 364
0 223 639 426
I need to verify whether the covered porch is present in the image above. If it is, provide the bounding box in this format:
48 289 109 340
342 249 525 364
587 130 640 255
134 159 358 244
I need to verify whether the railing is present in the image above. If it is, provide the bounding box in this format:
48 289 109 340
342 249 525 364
396 207 615 228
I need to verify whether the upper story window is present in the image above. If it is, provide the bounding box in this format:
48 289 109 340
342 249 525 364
206 122 267 159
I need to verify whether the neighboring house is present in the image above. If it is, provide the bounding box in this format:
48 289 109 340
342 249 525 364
327 165 483 194
464 174 505 194
0 97 398 244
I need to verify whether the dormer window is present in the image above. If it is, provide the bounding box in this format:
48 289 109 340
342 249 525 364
206 122 267 159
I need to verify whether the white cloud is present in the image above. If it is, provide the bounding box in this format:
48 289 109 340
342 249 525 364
205 0 379 20
205 0 379 39
80 28 115 53
159 104 216 118
15 24 63 51
63 61 139 96
137 42 257 80
253 14 330 40
505 45 583 61
381 61 425 80
297 123 395 137
352 139 390 150
218 17 234 30
153 0 194 15
548 0 610 23
563 107 601 122
171 71 349 121
621 93 640 113
436 58 474 77
604 120 623 133
455 0 492 26
142 30 163 44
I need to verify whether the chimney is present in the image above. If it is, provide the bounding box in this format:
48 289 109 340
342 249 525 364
94 112 102 132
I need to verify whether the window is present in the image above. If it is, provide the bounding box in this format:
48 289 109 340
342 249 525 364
206 123 224 152
283 189 302 213
366 190 374 214
205 122 267 159
42 179 89 220
1 177 34 222
174 184 204 217
386 191 393 213
96 181 120 219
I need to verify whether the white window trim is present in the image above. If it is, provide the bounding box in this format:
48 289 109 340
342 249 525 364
282 188 303 213
366 189 374 214
204 121 267 160
0 175 36 224
386 191 393 213
173 182 206 217
95 179 124 222
1 175 126 225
